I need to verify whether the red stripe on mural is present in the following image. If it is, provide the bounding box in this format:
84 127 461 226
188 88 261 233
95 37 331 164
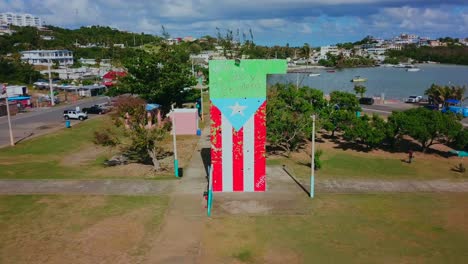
254 101 267 191
210 104 223 192
232 127 244 191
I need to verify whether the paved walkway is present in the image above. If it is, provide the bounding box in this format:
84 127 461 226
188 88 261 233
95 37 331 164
2 170 468 196
316 178 468 193
144 127 209 264
281 167 468 193
0 179 174 195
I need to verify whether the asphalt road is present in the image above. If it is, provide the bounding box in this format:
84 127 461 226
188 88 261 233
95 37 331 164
0 96 110 147
362 103 468 127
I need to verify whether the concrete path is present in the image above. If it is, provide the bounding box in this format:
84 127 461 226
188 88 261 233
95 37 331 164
144 127 209 264
281 166 468 193
0 179 174 195
316 178 468 193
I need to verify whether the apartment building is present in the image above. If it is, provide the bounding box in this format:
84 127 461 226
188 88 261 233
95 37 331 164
319 45 339 59
0 12 42 27
21 50 74 66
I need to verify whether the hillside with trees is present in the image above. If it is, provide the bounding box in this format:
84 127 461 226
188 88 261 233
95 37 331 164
386 45 468 65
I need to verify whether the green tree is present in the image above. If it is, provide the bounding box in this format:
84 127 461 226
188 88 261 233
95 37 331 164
124 125 169 171
0 57 41 84
329 91 361 112
353 85 367 98
113 96 170 170
267 83 324 156
115 46 196 113
321 107 356 137
385 111 409 147
453 129 468 150
398 108 462 152
343 114 387 149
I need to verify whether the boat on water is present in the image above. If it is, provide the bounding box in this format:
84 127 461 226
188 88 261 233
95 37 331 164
394 63 408 68
351 76 367 82
327 70 335 73
309 73 320 77
407 68 421 72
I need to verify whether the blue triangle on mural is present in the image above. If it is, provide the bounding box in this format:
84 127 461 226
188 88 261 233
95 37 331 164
211 98 266 131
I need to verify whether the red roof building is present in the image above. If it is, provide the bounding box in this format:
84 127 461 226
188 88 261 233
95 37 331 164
103 71 127 86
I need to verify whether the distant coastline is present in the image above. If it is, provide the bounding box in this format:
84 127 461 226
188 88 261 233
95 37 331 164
287 62 468 73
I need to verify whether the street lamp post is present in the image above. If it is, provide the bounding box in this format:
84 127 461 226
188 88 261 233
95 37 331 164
198 77 204 121
310 114 316 198
171 103 179 177
47 59 55 106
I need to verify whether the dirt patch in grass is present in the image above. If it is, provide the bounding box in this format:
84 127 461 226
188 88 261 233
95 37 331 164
60 145 111 167
0 195 168 264
262 248 301 264
58 209 148 263
160 135 199 168
91 163 172 179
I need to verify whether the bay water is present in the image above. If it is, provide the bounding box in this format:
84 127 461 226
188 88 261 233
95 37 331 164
268 64 468 101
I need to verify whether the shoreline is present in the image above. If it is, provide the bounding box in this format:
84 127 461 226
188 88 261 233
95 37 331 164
287 62 468 73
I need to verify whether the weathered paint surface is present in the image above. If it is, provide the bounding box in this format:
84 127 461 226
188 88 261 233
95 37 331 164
209 60 287 99
209 59 287 192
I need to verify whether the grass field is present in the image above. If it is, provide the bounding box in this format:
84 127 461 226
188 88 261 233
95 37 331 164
0 195 169 263
268 142 467 180
202 193 468 263
0 116 199 179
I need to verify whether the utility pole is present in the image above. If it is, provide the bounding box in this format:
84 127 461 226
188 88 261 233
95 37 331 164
296 73 299 89
191 60 195 77
171 103 179 177
47 59 55 106
199 77 204 121
310 115 316 198
2 83 14 146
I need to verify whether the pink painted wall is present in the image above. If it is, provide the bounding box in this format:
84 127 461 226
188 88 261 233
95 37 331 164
170 109 198 135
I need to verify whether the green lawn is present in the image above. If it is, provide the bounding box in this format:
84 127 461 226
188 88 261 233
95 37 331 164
0 116 195 179
202 193 468 263
268 147 466 180
0 195 169 263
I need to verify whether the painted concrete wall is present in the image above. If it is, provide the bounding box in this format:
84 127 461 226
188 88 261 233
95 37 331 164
170 108 198 135
209 59 287 192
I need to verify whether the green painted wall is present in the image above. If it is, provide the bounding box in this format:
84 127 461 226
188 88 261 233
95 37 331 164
209 60 287 99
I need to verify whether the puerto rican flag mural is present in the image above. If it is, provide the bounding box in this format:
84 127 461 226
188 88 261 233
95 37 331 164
209 60 287 192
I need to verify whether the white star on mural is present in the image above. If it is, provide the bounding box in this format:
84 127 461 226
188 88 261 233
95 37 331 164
228 102 247 116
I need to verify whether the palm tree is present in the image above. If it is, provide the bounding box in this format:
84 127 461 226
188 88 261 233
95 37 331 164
354 85 367 98
301 43 311 64
425 84 467 106
451 85 467 102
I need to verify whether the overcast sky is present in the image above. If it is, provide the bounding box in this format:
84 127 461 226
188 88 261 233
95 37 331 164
1 0 467 46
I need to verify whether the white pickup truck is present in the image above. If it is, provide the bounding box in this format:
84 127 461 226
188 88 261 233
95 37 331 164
405 95 422 103
63 110 88 121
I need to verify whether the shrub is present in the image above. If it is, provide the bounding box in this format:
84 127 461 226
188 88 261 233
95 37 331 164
314 149 323 170
93 128 119 146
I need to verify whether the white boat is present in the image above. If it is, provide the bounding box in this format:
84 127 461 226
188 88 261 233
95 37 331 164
407 68 420 72
394 63 407 68
309 73 320 77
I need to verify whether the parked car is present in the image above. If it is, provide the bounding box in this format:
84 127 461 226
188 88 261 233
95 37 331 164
82 105 106 114
96 102 112 111
63 110 88 120
359 97 375 105
405 95 422 103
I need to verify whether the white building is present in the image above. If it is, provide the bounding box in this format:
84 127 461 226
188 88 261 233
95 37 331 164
366 47 387 56
0 12 42 27
21 50 73 66
320 45 339 59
